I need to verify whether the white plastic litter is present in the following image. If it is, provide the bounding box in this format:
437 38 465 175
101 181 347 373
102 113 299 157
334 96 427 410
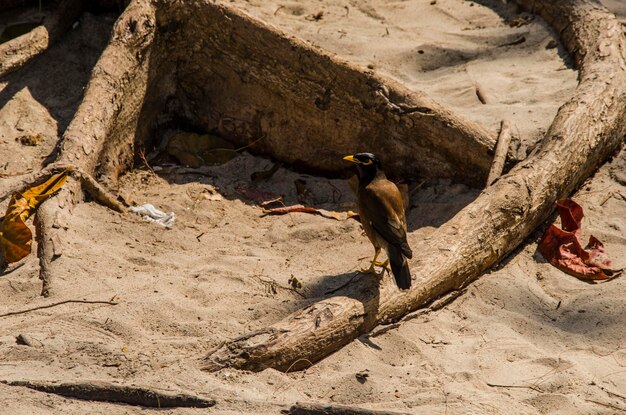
129 203 176 228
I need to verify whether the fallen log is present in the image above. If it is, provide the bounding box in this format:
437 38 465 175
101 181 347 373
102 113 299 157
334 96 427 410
0 0 85 78
1 380 215 408
202 0 626 372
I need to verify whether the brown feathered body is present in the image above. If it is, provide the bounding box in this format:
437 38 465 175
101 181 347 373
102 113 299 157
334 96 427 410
356 167 412 289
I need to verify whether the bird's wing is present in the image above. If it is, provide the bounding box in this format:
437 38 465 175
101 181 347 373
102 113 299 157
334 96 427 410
360 180 409 253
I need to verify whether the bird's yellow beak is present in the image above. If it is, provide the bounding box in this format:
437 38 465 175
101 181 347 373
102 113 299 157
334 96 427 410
343 155 358 163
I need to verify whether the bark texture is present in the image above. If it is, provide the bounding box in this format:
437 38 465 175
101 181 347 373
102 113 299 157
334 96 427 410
157 1 496 184
0 0 85 78
203 0 626 372
486 119 512 186
24 0 157 297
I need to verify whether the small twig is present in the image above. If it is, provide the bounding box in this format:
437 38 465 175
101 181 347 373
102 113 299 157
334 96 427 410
325 272 359 295
486 119 512 186
0 300 119 318
207 134 266 154
254 275 308 299
285 359 313 374
274 5 284 15
138 148 157 178
486 382 543 393
584 399 626 412
599 189 616 206
601 386 626 402
371 289 465 337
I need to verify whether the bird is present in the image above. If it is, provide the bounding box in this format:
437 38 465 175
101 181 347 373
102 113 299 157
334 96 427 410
343 153 412 290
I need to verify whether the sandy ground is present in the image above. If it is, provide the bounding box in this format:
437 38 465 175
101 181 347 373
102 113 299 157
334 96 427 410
0 1 625 414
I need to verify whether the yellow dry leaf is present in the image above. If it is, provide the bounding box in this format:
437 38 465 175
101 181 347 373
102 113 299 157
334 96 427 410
0 167 72 264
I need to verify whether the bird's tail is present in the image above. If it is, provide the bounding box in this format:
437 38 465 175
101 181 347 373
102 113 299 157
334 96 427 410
388 245 411 290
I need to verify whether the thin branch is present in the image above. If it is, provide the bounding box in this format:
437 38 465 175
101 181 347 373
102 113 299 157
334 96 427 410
486 119 512 186
371 289 465 337
486 382 543 393
0 300 119 318
584 399 626 412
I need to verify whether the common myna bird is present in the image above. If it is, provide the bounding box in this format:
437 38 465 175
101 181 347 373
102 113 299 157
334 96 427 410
343 153 412 290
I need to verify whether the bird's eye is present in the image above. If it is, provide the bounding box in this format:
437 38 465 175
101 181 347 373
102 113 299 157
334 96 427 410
361 159 373 165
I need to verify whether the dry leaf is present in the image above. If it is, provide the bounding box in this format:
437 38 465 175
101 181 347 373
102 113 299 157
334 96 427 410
538 199 616 281
0 168 72 263
262 204 358 221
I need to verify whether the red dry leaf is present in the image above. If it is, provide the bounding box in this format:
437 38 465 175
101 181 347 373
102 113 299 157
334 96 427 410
262 204 318 215
261 204 359 221
555 199 583 233
538 199 615 281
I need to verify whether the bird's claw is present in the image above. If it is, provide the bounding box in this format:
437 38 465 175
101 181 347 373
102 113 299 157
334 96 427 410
360 260 391 277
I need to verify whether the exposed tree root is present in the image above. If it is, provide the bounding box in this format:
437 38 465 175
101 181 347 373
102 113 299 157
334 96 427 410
202 0 626 372
34 202 57 297
0 380 215 408
486 119 512 186
0 0 85 78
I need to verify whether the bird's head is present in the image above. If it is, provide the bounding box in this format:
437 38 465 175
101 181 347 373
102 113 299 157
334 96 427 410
343 153 382 181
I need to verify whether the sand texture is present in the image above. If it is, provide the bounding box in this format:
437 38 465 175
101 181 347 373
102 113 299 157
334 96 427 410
0 1 624 414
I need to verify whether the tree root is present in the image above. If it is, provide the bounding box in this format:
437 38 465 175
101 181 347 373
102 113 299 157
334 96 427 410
0 380 215 408
0 299 118 318
34 202 57 297
0 0 85 78
202 0 626 373
486 119 512 186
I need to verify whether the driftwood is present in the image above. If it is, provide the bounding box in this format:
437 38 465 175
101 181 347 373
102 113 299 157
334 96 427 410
486 119 512 186
287 402 411 415
1 380 215 408
202 0 626 372
0 0 85 78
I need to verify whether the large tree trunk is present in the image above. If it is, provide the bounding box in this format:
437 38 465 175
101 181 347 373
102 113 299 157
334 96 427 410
203 0 626 372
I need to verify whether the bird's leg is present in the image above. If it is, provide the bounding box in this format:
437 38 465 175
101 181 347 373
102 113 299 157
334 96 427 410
361 248 389 274
375 258 392 275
